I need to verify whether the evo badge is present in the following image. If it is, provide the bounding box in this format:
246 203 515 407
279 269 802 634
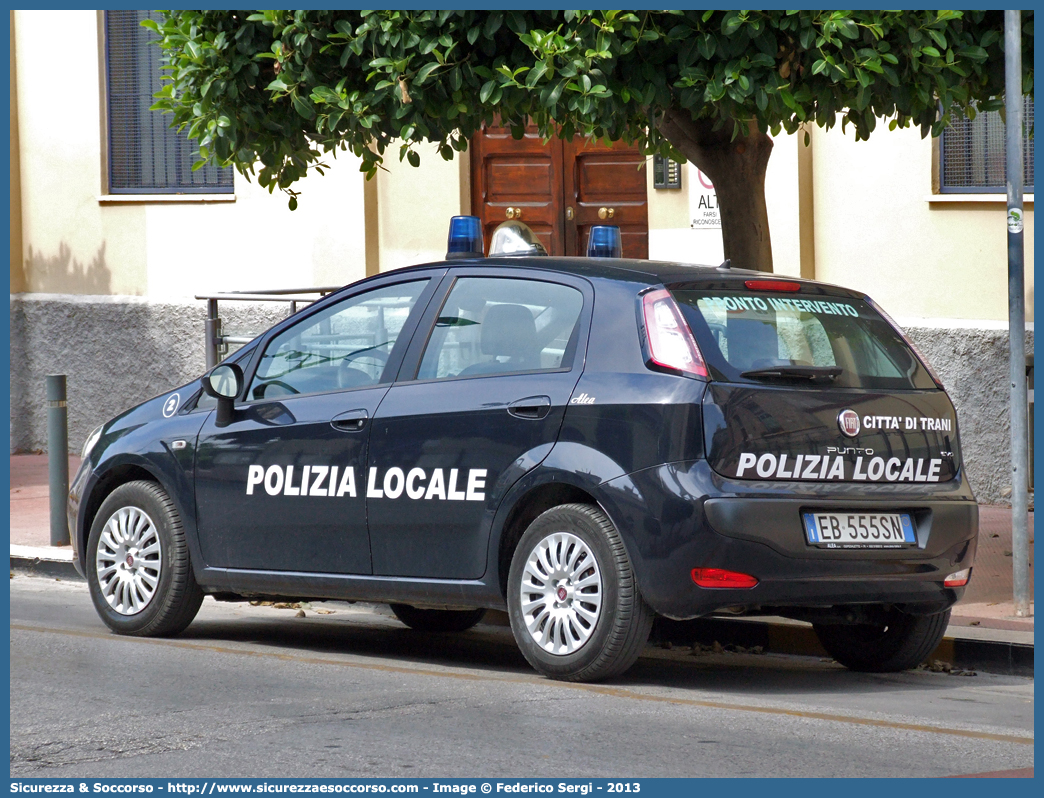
838 409 860 438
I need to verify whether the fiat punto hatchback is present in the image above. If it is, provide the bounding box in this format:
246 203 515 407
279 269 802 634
70 221 977 682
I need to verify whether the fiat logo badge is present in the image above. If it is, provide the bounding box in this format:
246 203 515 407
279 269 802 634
838 409 861 437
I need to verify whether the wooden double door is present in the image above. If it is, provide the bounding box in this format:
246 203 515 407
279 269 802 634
470 126 649 258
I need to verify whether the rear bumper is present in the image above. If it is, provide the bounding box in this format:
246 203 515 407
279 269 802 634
599 460 978 619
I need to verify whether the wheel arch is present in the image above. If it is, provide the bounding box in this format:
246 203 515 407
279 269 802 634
491 474 646 607
79 460 171 572
495 481 600 598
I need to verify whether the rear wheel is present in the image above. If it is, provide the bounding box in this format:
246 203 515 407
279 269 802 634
507 503 653 682
86 481 203 636
389 604 486 633
813 608 950 672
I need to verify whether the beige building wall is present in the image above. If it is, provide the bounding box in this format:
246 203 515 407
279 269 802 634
13 8 1032 323
643 124 1033 325
644 156 691 261
139 163 369 297
647 161 725 266
811 124 1033 323
13 10 370 300
9 12 24 294
14 10 144 296
646 131 805 277
376 142 469 273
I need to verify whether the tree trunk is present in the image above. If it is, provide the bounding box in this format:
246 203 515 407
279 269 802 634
657 111 774 272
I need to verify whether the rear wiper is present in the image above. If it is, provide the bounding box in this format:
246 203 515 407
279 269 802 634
741 366 842 382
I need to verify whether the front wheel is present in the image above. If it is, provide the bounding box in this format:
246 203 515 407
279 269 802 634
813 608 950 672
507 503 653 682
86 481 203 636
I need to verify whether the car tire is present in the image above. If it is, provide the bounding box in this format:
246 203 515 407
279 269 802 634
813 608 950 672
507 503 653 682
86 480 204 636
389 604 486 633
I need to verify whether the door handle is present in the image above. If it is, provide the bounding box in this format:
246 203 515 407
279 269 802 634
331 408 368 432
598 207 615 220
508 396 552 420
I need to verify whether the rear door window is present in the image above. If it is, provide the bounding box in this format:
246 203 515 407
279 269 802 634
673 289 937 390
417 277 584 380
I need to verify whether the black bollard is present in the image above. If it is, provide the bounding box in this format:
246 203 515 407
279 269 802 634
46 375 70 546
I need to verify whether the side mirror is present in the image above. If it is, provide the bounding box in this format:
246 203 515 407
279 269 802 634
201 363 243 427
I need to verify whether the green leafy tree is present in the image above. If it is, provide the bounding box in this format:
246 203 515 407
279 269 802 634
151 9 1033 272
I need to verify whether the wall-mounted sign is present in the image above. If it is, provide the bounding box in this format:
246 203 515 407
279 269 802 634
689 169 720 230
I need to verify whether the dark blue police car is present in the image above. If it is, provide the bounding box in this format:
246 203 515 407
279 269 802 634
69 219 977 682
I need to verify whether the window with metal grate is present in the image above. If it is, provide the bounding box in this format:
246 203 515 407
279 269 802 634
940 96 1034 194
105 10 233 194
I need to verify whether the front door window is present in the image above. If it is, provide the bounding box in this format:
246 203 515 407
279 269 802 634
249 281 429 400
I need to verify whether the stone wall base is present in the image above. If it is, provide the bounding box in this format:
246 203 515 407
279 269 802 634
10 293 287 456
902 320 1033 506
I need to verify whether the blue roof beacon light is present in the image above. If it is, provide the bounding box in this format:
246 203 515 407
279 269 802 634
446 215 484 259
587 225 623 258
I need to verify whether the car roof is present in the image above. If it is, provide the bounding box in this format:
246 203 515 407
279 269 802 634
358 256 864 300
390 256 759 285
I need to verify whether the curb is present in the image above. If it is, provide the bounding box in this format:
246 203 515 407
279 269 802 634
930 636 1034 678
11 553 83 581
651 616 1034 678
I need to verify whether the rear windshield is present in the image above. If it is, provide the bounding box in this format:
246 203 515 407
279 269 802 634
672 289 937 390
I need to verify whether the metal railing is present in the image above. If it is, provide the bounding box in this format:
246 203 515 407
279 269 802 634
195 286 343 368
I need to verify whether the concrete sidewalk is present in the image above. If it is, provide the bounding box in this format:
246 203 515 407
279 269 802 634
10 454 1034 675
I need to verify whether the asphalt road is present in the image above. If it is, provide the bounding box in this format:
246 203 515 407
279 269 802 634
9 574 1034 779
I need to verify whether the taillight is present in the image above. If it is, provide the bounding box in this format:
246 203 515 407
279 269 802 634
944 568 971 587
640 289 708 379
744 279 801 292
692 568 759 589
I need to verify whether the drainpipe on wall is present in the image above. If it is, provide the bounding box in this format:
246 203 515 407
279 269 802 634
363 171 380 278
797 125 815 281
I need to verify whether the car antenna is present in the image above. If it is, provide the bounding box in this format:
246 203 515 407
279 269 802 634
719 258 731 270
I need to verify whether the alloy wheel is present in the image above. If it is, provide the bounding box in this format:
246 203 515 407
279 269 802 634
519 531 603 655
95 506 163 615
